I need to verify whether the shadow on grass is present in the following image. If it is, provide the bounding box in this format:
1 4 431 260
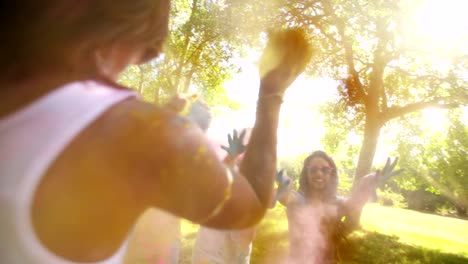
179 206 468 264
250 221 468 264
339 231 468 264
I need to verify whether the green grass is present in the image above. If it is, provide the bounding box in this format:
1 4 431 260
360 204 468 258
126 204 468 263
179 204 468 263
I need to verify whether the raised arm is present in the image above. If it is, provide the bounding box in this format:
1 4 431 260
239 28 313 210
340 157 403 233
272 170 300 207
122 29 313 229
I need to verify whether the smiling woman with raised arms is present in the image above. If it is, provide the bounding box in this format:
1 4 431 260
278 151 401 264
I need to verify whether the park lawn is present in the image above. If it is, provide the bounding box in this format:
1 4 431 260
360 204 468 257
178 204 468 264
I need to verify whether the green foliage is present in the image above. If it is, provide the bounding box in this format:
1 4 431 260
391 113 431 191
319 112 360 195
118 0 259 106
119 64 165 102
320 101 365 148
435 204 458 218
376 188 407 208
278 153 309 185
389 109 467 216
422 110 468 215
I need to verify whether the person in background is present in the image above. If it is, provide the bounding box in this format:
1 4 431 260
191 127 294 264
0 0 314 262
278 151 401 264
192 128 256 264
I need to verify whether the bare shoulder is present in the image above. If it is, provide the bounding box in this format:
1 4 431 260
97 97 216 169
104 98 197 136
92 98 265 226
100 98 206 152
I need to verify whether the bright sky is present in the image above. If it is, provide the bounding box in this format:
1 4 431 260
404 0 468 54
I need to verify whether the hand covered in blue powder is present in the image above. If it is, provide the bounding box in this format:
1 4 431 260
370 157 404 201
378 157 404 186
221 129 247 158
271 169 292 207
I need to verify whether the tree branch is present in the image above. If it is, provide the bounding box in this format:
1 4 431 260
369 20 394 113
381 99 460 123
312 20 342 44
320 0 368 104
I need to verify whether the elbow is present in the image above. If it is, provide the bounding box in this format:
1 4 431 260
242 207 268 228
202 201 268 230
226 201 268 229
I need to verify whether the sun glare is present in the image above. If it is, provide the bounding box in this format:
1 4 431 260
408 0 468 53
210 58 338 157
421 107 449 132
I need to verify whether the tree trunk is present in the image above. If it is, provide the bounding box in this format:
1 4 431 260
182 65 196 93
153 87 160 104
173 0 198 93
354 115 382 183
137 65 144 95
354 51 385 183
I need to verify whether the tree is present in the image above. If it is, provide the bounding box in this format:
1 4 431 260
119 0 260 106
272 0 468 182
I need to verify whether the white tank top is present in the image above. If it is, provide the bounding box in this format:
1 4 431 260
0 81 135 264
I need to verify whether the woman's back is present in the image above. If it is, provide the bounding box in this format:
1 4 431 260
0 81 136 263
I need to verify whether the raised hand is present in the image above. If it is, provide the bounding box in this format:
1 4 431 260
258 28 314 94
356 157 403 202
221 129 247 158
271 169 292 207
378 157 404 187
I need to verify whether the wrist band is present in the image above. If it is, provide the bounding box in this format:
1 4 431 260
259 92 284 100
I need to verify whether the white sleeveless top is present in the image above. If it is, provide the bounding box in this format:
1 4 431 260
0 81 135 264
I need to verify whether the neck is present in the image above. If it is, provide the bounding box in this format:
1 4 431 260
307 191 325 204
